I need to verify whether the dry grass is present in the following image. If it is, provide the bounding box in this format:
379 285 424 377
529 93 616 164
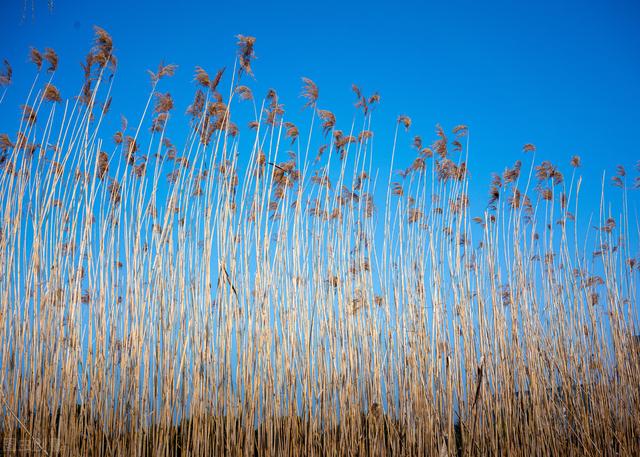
0 27 639 456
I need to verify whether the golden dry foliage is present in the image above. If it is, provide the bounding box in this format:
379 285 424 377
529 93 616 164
358 130 373 142
236 34 256 77
153 92 174 113
187 89 205 118
101 96 112 115
317 109 336 136
310 171 331 189
535 160 563 184
452 124 468 137
21 104 37 124
43 47 58 73
92 26 117 69
150 113 168 132
315 144 327 162
407 208 423 223
0 133 13 153
194 66 210 88
0 59 11 86
433 124 448 157
29 47 43 71
424 148 436 160
410 156 426 172
264 89 284 126
301 77 319 109
107 178 121 204
235 85 253 101
351 84 379 115
42 83 61 102
148 61 178 83
413 135 422 150
1 28 639 457
284 122 299 144
397 114 411 131
210 67 225 92
508 188 522 208
97 151 109 180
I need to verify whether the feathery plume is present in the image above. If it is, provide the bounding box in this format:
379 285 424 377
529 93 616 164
0 133 14 153
42 83 61 102
22 104 37 125
452 124 468 137
194 67 210 88
317 109 336 136
44 48 58 73
148 61 178 83
0 59 11 86
235 85 253 101
397 115 411 131
236 34 256 77
284 122 299 144
30 48 43 71
210 67 225 92
97 151 109 180
92 26 116 70
301 77 319 109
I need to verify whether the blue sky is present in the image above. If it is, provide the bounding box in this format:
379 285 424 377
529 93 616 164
1 0 639 213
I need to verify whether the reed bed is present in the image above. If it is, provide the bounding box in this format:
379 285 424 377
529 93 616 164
0 28 638 456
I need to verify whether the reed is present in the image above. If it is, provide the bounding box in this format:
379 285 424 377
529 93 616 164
0 27 638 456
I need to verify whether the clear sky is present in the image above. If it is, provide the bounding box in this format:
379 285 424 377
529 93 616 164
1 0 639 214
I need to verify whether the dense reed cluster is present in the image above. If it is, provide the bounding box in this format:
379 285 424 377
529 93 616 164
0 27 639 456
